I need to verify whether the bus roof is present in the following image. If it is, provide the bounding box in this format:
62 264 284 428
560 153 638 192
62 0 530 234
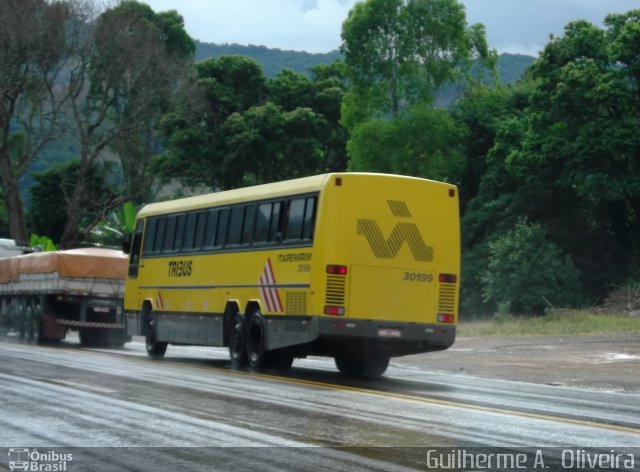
136 173 451 218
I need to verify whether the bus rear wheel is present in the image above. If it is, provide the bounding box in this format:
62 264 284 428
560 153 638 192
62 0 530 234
335 352 390 378
269 348 295 371
228 314 247 368
247 312 268 370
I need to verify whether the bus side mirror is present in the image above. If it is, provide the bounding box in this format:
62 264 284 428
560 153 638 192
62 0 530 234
122 233 132 254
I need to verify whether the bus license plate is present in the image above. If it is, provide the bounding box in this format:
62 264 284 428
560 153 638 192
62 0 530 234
378 328 402 338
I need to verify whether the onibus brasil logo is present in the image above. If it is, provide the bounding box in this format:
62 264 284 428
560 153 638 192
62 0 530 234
8 448 73 471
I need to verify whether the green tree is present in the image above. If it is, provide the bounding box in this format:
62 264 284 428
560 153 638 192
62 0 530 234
159 58 348 190
340 0 495 121
157 55 267 190
340 0 494 182
348 105 465 181
60 0 194 248
271 65 349 172
223 103 326 187
459 10 640 315
504 12 640 297
0 0 68 243
29 160 116 245
108 4 195 206
481 220 582 315
269 69 315 111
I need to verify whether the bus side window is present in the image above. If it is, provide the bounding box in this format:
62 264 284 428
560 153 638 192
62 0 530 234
183 213 197 251
163 216 177 253
193 211 207 250
204 209 219 248
153 218 166 254
302 196 316 241
173 214 186 252
227 206 244 246
216 208 229 247
142 218 157 256
271 202 283 242
286 198 305 241
128 220 144 278
242 205 256 245
254 203 272 244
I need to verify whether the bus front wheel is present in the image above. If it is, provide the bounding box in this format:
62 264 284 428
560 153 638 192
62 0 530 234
145 315 167 359
228 314 247 369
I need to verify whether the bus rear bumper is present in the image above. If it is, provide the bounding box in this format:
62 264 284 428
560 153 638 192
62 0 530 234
315 317 455 352
266 315 456 356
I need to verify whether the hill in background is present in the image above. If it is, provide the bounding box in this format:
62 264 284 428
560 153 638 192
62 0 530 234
195 41 341 77
194 40 535 83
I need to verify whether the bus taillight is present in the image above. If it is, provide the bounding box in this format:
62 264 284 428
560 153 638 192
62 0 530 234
437 314 455 323
326 264 348 275
439 273 457 283
324 306 345 316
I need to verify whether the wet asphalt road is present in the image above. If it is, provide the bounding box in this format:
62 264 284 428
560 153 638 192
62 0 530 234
1 337 639 471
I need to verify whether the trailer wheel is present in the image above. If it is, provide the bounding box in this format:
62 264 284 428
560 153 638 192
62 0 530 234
28 298 42 344
228 314 247 369
145 316 167 359
17 299 27 342
29 312 42 345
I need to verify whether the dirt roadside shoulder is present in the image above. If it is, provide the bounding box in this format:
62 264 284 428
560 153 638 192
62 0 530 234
393 333 640 392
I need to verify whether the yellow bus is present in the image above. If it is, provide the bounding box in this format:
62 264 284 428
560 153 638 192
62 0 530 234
124 173 459 377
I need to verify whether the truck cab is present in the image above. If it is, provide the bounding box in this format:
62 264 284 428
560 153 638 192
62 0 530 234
0 239 36 259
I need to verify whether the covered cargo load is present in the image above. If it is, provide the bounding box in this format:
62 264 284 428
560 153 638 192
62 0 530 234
0 248 127 296
0 248 130 347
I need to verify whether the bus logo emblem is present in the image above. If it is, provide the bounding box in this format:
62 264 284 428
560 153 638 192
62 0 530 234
356 202 433 262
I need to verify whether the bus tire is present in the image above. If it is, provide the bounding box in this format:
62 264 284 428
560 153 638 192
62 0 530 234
228 314 247 369
247 312 268 370
335 355 363 376
362 353 390 378
269 348 295 371
145 315 167 359
335 353 390 378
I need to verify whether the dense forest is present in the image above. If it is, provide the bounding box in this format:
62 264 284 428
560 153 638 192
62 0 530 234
1 0 638 317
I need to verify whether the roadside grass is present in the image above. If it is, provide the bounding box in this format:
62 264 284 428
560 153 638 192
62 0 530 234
459 311 640 337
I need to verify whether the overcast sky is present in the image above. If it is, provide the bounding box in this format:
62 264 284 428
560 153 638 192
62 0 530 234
142 0 640 56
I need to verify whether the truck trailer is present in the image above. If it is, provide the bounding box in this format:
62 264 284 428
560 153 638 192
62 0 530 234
0 248 130 347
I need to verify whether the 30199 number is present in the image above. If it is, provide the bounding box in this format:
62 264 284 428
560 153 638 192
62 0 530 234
402 272 433 282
